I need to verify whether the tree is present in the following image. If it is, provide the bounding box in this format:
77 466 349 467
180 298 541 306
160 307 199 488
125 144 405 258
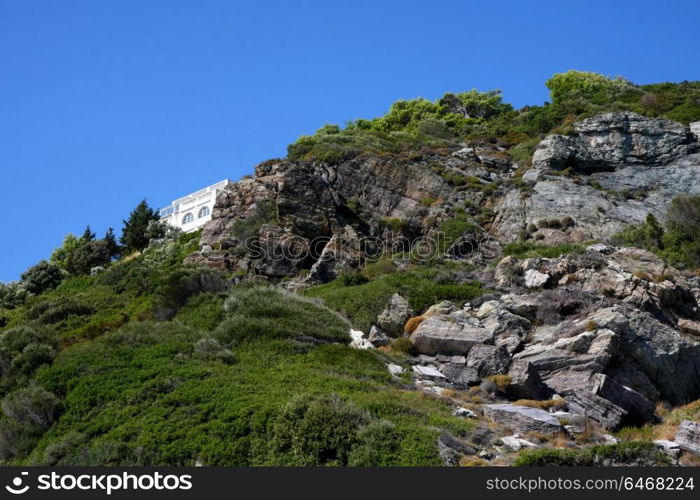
81 226 95 242
103 228 120 260
439 90 512 119
666 195 700 242
120 200 159 253
20 261 64 295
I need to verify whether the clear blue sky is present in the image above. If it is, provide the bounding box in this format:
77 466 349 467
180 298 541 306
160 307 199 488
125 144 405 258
1 0 699 281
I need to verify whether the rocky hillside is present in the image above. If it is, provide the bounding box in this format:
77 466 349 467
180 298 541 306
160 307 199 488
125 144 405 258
183 100 700 464
1 72 700 466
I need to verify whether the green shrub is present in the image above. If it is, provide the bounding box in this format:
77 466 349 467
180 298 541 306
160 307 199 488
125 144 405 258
20 261 65 295
348 420 401 466
270 393 368 465
305 269 485 332
502 242 585 259
339 272 369 286
215 286 351 345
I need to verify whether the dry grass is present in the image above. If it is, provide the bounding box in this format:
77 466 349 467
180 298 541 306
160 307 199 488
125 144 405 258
460 456 488 466
513 398 567 411
404 315 425 335
487 375 513 392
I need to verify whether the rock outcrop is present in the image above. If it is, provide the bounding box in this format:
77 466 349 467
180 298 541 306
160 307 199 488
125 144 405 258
493 112 700 243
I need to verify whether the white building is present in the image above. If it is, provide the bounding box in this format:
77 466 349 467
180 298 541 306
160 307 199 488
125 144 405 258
159 179 230 232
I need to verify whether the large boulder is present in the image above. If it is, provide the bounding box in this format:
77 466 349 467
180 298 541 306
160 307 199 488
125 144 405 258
377 293 414 337
505 360 551 400
483 404 563 435
675 420 700 456
410 316 492 356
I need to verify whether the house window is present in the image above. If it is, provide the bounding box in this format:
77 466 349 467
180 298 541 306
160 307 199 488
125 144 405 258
182 213 194 224
198 206 210 218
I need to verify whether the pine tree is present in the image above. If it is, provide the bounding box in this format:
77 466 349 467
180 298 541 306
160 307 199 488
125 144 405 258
120 200 159 252
104 227 120 260
81 225 96 241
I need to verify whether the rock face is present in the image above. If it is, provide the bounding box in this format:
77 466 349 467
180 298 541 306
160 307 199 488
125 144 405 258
483 404 563 435
492 112 700 243
675 420 700 456
407 245 700 429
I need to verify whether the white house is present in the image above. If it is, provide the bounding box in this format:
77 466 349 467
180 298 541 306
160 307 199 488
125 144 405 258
159 179 230 232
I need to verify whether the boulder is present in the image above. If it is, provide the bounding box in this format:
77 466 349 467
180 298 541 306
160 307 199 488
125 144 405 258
440 363 481 388
453 407 478 419
524 269 550 288
410 316 492 356
466 344 511 377
412 364 446 381
505 360 550 400
377 293 414 337
483 404 563 435
589 373 656 425
675 420 700 456
565 390 627 430
368 325 390 347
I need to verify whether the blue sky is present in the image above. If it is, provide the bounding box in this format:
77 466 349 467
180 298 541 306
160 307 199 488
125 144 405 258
1 0 699 281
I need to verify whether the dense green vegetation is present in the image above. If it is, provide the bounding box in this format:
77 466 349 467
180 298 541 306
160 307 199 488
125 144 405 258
288 71 700 165
612 195 700 270
0 232 478 465
305 267 485 332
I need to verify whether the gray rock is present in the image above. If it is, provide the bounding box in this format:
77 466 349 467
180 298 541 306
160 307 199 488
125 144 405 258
483 404 563 435
377 293 414 337
505 360 550 400
524 269 549 288
412 364 446 380
453 407 478 418
437 433 476 466
675 420 700 456
589 373 656 426
368 325 390 347
410 316 492 356
440 363 481 388
387 363 405 375
565 390 627 430
492 113 700 244
466 344 511 377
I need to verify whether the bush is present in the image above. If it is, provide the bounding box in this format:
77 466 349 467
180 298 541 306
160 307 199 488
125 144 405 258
20 261 65 295
270 394 368 466
2 386 63 429
339 272 369 286
215 286 351 345
0 282 29 310
0 326 57 380
153 266 227 320
305 269 485 332
347 420 401 466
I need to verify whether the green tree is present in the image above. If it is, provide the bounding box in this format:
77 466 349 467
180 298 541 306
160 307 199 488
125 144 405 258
120 200 159 253
103 228 120 260
20 261 64 295
81 226 96 242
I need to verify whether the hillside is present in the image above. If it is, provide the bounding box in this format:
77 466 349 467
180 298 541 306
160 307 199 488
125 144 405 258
1 71 700 466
